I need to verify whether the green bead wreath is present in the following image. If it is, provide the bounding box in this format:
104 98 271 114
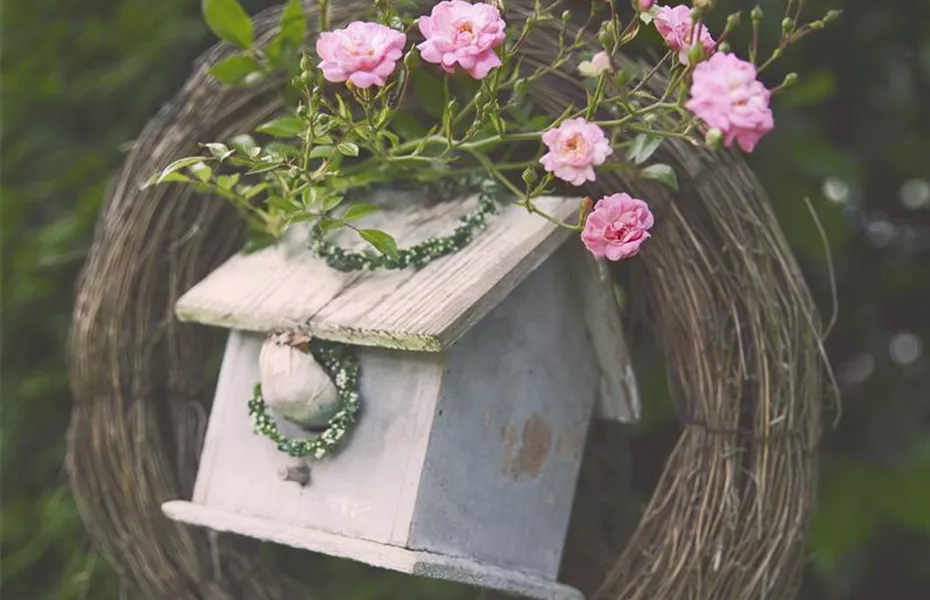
248 339 361 459
310 175 505 272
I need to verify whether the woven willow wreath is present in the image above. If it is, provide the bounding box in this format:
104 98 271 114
67 3 826 600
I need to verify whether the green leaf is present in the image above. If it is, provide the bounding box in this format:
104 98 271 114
379 129 400 148
189 162 212 182
337 142 359 157
342 203 379 222
309 145 334 159
279 0 306 48
334 94 351 120
243 230 277 253
256 116 304 138
627 133 663 165
359 229 398 257
150 156 209 186
203 142 234 161
209 54 261 85
230 134 259 157
240 182 270 200
318 215 343 235
267 195 298 211
264 142 301 158
267 0 306 71
640 163 678 190
142 171 192 189
202 0 253 49
322 193 345 212
216 174 240 190
246 161 284 175
412 69 446 119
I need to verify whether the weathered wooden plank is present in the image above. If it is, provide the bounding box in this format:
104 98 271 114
175 195 577 351
162 501 584 600
568 243 641 422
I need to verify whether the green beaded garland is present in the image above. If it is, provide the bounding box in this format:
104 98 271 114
310 176 506 272
248 339 361 459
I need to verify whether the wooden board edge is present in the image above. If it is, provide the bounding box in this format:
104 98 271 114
567 242 641 423
162 500 583 600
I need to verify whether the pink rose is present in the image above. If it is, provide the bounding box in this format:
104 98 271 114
316 21 407 88
581 193 654 260
684 52 774 152
417 1 506 79
539 118 613 186
638 0 655 10
578 51 611 77
653 4 715 65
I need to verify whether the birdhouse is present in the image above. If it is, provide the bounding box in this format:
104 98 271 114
162 188 640 600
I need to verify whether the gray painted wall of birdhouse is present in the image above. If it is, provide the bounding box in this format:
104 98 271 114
406 246 600 578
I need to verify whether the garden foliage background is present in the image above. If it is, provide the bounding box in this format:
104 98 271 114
2 0 929 598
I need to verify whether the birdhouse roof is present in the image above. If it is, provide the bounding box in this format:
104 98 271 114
175 193 576 352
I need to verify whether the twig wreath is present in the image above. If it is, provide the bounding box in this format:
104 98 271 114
69 1 836 599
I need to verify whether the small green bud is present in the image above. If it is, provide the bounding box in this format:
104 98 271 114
690 7 702 21
750 5 763 21
291 75 302 89
781 17 793 33
300 53 312 73
687 43 705 64
521 167 538 186
561 9 571 23
693 0 713 11
810 20 825 30
598 21 615 48
781 72 799 88
514 78 529 96
823 9 842 24
297 103 307 117
704 128 723 149
717 41 731 53
726 12 742 29
771 48 783 60
300 71 313 86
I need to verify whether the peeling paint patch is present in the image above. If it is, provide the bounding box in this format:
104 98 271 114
502 413 551 479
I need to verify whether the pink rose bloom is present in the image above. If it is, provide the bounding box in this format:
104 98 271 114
582 193 654 260
417 1 506 79
539 118 613 186
638 0 655 10
316 22 407 88
578 51 611 77
685 52 774 152
653 4 715 65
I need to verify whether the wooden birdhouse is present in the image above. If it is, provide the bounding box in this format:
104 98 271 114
162 187 640 600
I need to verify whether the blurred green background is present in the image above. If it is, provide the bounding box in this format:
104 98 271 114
2 0 928 598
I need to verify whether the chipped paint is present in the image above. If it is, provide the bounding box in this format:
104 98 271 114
502 413 552 479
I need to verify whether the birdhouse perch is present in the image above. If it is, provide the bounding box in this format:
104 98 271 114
162 188 640 600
